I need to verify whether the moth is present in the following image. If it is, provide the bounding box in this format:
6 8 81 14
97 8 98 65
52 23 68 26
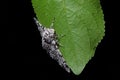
33 17 70 73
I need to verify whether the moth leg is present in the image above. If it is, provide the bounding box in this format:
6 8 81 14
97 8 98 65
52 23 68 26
58 34 66 39
58 43 64 47
56 34 66 47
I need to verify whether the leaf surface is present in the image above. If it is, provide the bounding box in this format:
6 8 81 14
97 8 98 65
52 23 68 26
32 0 105 75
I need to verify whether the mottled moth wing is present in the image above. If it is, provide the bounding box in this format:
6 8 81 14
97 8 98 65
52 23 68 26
33 17 70 73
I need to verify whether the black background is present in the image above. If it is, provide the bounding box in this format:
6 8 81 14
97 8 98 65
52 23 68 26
8 0 119 80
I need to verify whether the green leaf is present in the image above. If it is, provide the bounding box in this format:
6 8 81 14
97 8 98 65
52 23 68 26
32 0 105 75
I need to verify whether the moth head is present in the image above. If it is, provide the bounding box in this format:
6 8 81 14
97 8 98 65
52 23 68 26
42 28 56 43
46 28 55 36
48 28 55 34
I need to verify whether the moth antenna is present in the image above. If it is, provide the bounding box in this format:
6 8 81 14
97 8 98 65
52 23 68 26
33 17 44 34
50 17 55 28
